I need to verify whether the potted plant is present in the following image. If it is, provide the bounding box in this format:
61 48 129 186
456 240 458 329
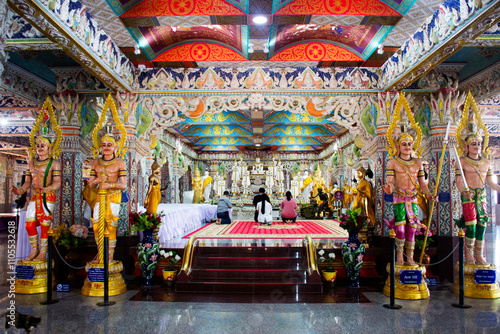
338 208 368 288
53 224 89 250
415 224 433 264
130 210 165 287
159 250 181 286
53 224 89 283
316 249 337 287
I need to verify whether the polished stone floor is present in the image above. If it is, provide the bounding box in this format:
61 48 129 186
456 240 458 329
1 224 500 333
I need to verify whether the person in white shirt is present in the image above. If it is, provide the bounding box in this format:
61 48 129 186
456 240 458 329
256 193 273 226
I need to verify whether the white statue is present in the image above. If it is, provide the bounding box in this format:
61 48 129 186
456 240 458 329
276 160 284 183
265 169 274 193
270 157 278 179
214 173 225 197
201 171 212 203
232 159 241 184
291 174 300 199
300 170 313 203
241 166 251 197
252 157 265 174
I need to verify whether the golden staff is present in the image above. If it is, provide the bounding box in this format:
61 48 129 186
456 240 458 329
97 172 108 264
419 122 451 263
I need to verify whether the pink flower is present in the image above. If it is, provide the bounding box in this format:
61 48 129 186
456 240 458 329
150 254 158 261
357 254 364 262
144 243 152 250
349 243 357 249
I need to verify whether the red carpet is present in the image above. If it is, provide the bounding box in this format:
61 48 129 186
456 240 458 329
183 220 347 239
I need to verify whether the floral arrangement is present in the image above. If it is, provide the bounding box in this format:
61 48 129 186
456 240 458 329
129 210 165 232
159 250 182 271
415 224 433 250
316 249 337 272
53 224 89 250
338 208 368 232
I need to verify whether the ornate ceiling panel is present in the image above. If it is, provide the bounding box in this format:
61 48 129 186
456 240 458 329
272 0 405 16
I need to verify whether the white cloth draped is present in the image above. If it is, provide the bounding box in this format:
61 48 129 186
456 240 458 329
140 204 220 244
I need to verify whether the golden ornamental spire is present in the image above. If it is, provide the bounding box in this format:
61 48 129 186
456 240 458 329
455 91 490 158
91 94 128 159
29 96 62 159
385 93 423 159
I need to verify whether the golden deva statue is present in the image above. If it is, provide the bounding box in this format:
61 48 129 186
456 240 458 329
144 160 162 215
311 168 327 198
342 179 353 209
192 167 202 204
352 167 376 227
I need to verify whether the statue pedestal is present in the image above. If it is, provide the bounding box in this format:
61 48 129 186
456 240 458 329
452 263 500 299
15 260 55 294
81 261 127 297
383 264 429 300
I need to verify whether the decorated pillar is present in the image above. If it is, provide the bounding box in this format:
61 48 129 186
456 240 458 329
427 88 464 237
53 93 87 227
5 156 14 205
371 92 399 236
0 2 9 81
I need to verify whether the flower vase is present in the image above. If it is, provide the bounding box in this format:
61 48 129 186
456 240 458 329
137 228 159 287
341 229 365 288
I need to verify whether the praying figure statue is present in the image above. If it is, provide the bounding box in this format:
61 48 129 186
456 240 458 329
455 112 500 265
201 171 212 203
384 132 433 266
12 136 61 261
89 134 128 262
144 161 162 215
352 167 376 227
311 168 327 198
252 157 265 174
192 168 202 204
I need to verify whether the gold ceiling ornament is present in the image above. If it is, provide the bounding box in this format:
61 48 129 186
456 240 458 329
29 96 62 159
91 94 128 159
455 91 490 158
385 93 423 159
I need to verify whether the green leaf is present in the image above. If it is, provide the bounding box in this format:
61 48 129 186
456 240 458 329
354 261 363 270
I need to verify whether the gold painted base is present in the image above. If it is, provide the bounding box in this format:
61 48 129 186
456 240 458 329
452 263 500 299
15 260 55 295
383 264 430 300
81 261 127 297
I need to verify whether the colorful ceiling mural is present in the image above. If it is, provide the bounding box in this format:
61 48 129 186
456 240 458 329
97 0 420 67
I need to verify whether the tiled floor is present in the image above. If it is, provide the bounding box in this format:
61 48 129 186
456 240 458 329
1 224 500 333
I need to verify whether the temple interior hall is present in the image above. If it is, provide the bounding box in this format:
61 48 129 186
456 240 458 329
1 0 500 332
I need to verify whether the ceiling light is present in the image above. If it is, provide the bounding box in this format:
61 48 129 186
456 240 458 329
263 45 269 53
255 143 261 147
0 119 8 125
377 44 384 54
252 16 268 25
134 44 141 55
248 43 254 54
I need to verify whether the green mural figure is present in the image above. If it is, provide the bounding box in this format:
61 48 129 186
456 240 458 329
360 104 376 136
137 105 153 136
81 103 98 138
414 105 430 137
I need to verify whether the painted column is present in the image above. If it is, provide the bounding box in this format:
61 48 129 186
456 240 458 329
0 2 9 81
5 157 14 205
428 88 464 237
371 92 399 236
58 125 86 227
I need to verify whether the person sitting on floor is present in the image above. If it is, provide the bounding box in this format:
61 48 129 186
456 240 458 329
256 193 273 226
280 191 298 223
253 187 266 222
216 190 232 225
